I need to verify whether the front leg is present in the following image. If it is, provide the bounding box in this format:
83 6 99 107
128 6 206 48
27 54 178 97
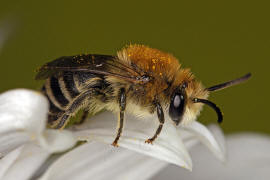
112 88 126 147
145 102 164 144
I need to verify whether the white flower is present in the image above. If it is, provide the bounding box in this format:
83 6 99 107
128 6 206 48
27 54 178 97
0 89 224 179
70 110 225 167
0 89 269 180
41 127 270 180
40 122 225 180
0 89 76 180
38 110 225 180
152 133 270 180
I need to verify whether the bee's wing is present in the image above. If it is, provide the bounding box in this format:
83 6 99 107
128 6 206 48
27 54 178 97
35 54 143 83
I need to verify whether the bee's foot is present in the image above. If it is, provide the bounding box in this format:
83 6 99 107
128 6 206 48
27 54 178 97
145 139 154 144
112 141 119 147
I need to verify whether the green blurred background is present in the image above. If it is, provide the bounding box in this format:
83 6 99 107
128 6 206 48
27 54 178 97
0 0 269 134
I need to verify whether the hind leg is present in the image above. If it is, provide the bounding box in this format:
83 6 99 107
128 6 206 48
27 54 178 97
75 109 89 125
56 90 95 129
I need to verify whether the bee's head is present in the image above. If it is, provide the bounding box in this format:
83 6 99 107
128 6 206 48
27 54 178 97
168 82 188 125
168 80 208 126
168 73 251 126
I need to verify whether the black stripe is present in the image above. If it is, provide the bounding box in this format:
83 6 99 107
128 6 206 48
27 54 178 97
42 86 65 114
48 114 60 123
50 76 69 107
74 72 97 86
63 72 80 98
47 95 64 114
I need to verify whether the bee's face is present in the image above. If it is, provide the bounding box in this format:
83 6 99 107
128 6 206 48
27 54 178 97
168 80 209 126
168 83 187 125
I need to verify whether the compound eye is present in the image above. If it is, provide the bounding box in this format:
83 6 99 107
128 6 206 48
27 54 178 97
169 92 185 125
173 94 182 107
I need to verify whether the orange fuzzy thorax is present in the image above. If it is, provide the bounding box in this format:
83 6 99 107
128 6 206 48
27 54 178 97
121 44 181 79
118 45 198 91
118 45 206 97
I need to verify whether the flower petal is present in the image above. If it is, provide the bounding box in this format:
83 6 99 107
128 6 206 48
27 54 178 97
71 111 192 169
0 89 49 155
180 122 226 161
152 133 270 180
40 120 212 180
0 146 23 178
0 144 50 180
0 89 48 135
0 131 30 158
38 129 76 153
40 141 168 180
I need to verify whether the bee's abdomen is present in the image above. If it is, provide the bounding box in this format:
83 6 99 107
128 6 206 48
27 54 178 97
49 76 69 107
62 72 80 98
42 71 103 125
42 72 81 122
41 85 65 124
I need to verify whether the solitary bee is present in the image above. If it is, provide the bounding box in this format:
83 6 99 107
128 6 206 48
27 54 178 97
36 44 251 146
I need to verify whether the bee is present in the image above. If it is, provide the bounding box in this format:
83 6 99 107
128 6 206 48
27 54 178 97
36 44 251 146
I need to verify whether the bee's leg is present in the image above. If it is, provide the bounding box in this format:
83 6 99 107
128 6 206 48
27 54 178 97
75 109 89 125
48 112 65 128
56 90 94 129
112 88 126 147
145 102 164 144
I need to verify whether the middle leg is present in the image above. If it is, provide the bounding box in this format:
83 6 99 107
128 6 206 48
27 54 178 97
112 88 126 147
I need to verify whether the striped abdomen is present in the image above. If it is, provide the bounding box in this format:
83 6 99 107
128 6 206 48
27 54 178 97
42 71 103 128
